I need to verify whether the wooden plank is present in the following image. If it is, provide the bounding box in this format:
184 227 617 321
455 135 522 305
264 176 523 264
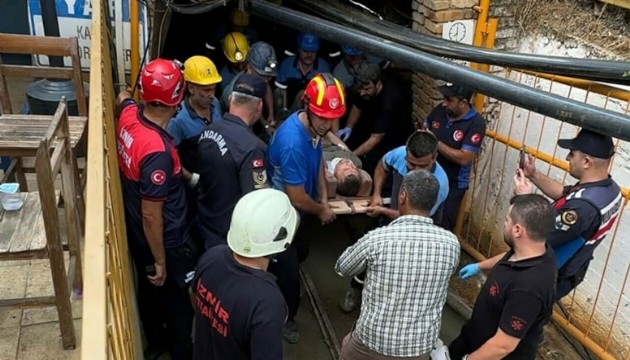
6 193 46 253
81 0 108 356
0 114 87 123
0 296 56 309
0 65 74 80
0 34 74 56
329 198 371 215
598 0 630 10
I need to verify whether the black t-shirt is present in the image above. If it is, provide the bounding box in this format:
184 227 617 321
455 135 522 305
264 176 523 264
461 248 557 359
192 245 287 360
346 79 413 159
197 113 268 249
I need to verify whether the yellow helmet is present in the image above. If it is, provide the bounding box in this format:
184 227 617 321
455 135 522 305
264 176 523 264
183 56 222 85
223 32 250 64
230 8 250 27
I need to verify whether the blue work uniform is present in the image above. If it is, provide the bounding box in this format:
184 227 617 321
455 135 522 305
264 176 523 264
382 146 449 219
219 64 239 95
267 110 322 200
425 106 486 230
266 110 322 321
167 96 222 173
275 56 331 108
550 177 622 299
196 113 268 250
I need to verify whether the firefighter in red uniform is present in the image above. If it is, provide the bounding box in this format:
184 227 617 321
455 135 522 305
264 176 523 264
116 59 198 360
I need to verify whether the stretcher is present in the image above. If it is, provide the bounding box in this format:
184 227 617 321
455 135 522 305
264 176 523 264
328 197 391 215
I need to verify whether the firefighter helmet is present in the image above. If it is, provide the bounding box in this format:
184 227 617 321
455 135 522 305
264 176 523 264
303 73 346 120
139 58 185 106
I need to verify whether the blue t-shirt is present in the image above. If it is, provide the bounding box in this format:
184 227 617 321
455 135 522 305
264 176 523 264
275 56 331 106
219 65 239 95
382 146 449 216
166 97 222 172
267 111 322 200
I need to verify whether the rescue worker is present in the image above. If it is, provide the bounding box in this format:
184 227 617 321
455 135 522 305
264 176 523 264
116 59 197 360
220 32 249 92
450 194 557 360
336 62 413 175
336 170 460 360
197 74 269 250
460 129 622 301
205 7 259 55
422 83 486 231
332 45 383 90
167 55 222 174
266 73 344 343
275 33 331 112
339 130 450 313
221 41 278 138
192 188 299 360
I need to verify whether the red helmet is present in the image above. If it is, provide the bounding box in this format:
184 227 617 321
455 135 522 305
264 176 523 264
139 59 185 106
303 73 346 120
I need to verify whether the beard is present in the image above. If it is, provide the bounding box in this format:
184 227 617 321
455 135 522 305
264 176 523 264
503 234 514 248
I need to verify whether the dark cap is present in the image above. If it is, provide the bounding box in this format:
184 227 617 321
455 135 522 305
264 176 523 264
438 83 474 102
354 62 381 86
557 129 614 159
233 73 267 99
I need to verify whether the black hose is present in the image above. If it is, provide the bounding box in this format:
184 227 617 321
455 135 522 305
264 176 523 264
290 0 630 85
164 0 231 15
250 0 630 141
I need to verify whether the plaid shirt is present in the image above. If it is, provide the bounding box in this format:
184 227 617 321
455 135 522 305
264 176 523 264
335 215 460 357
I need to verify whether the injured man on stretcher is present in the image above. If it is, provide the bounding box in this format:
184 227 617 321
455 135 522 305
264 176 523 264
323 143 372 197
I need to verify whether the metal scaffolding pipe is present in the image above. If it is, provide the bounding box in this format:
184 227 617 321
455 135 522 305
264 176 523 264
250 0 630 142
291 0 630 85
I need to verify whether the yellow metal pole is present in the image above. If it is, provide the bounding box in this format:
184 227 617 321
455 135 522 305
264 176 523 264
130 0 140 101
473 17 498 113
470 0 490 71
520 70 630 102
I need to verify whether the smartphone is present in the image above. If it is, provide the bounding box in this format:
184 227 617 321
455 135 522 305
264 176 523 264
145 264 156 277
519 146 526 169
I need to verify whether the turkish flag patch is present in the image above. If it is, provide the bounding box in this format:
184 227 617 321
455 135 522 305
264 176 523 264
252 158 264 168
471 133 482 145
151 170 166 185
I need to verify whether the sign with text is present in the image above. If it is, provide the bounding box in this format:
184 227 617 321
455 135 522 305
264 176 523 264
28 0 148 72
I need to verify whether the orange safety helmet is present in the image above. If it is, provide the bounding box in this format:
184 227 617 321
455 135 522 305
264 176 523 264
139 58 185 106
302 73 346 120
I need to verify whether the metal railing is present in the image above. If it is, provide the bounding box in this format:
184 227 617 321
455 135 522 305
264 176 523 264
458 69 630 359
81 0 142 358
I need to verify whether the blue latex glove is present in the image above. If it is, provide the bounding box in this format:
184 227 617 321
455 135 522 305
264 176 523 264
336 127 352 141
459 263 480 280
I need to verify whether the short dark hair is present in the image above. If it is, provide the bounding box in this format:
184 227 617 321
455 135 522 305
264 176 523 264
407 130 438 158
354 62 381 86
337 174 361 196
401 170 439 212
508 194 554 242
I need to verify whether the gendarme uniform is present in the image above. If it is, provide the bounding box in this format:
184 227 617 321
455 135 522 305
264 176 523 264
196 74 269 250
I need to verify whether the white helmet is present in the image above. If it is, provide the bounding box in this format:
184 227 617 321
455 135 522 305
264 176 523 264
227 189 299 258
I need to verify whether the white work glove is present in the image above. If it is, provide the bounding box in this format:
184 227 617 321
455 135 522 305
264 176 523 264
336 127 352 141
186 173 200 190
430 338 451 360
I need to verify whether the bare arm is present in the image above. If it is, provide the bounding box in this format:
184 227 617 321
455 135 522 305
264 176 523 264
284 184 325 216
478 253 505 272
142 199 167 286
528 170 565 200
318 157 329 202
371 159 387 199
467 329 520 360
437 141 476 166
325 132 349 150
354 133 385 157
265 82 275 124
